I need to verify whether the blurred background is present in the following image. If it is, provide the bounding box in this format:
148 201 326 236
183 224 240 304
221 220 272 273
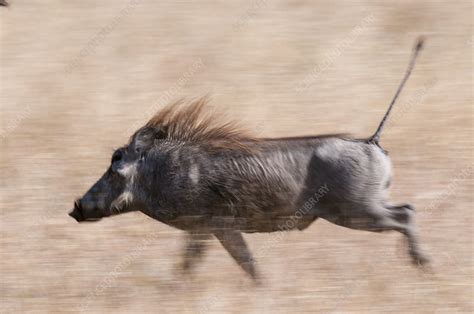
0 0 472 313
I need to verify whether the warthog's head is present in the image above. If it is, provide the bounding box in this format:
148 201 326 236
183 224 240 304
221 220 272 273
69 99 251 223
69 126 160 222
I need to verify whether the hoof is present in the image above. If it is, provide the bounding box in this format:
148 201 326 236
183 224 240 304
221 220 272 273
411 252 431 268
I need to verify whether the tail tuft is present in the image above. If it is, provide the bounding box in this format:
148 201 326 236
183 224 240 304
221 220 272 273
415 36 425 51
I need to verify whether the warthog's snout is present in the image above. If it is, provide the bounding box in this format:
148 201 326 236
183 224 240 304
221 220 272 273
69 199 103 223
69 200 85 222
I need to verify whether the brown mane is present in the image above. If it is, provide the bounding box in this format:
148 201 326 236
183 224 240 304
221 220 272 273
139 98 256 150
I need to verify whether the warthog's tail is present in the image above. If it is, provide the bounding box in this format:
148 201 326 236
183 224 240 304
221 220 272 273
369 37 425 145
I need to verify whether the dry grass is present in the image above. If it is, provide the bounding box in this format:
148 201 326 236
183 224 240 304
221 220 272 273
1 0 472 313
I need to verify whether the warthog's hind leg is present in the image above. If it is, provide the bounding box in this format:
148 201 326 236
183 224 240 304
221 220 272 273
213 230 259 281
321 203 430 267
384 204 430 266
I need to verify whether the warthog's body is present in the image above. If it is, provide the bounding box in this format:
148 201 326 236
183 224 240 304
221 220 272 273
69 39 429 280
139 136 390 235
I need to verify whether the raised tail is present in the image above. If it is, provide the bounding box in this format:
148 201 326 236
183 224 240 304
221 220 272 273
368 37 425 145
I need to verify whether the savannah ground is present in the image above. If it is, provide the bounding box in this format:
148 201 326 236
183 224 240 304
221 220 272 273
1 0 472 313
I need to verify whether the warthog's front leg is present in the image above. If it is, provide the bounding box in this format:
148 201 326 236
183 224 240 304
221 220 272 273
181 232 212 273
213 230 258 281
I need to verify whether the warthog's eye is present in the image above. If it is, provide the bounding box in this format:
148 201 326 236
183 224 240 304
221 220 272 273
111 149 123 164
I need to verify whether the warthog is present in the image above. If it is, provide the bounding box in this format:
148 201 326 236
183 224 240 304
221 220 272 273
69 38 429 280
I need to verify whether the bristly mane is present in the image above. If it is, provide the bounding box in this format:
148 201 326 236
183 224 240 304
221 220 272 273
138 97 256 150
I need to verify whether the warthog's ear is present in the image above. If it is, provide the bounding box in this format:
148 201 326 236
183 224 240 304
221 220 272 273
132 126 168 154
132 127 155 154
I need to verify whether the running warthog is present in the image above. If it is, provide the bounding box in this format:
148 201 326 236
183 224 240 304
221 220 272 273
69 38 429 280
